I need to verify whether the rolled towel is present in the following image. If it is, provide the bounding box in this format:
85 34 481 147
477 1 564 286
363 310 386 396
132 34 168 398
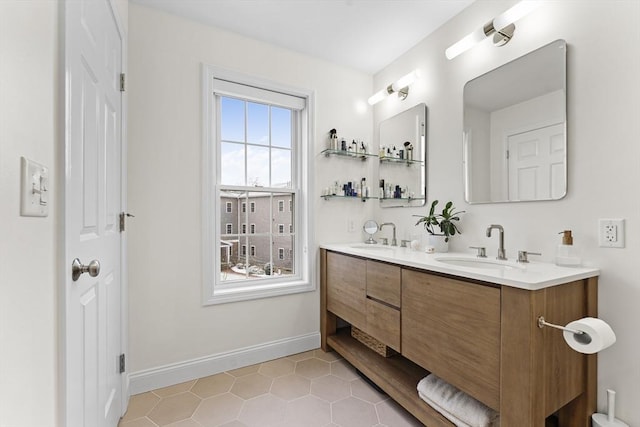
417 374 499 427
419 391 473 427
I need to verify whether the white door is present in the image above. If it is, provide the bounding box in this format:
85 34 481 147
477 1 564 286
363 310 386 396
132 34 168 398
507 123 565 201
64 1 123 426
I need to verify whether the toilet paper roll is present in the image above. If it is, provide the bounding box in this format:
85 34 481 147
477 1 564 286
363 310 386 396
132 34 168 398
562 317 616 354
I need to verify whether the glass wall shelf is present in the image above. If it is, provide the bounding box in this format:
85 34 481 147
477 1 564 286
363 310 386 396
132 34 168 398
321 194 377 202
321 149 377 161
379 157 424 166
379 196 425 203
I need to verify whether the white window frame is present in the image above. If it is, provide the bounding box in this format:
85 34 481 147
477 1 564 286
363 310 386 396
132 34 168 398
278 224 285 234
202 64 314 305
241 202 246 213
250 245 256 256
250 223 256 234
278 248 285 260
242 223 247 234
278 200 284 212
250 202 256 213
226 202 232 213
225 223 232 234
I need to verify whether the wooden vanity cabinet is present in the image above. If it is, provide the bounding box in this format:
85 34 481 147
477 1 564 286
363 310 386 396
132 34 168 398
365 260 401 351
324 252 401 351
320 248 598 427
325 251 366 331
402 269 501 410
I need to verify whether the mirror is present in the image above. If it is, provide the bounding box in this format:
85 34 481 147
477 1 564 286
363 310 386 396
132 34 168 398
463 39 566 204
378 103 427 208
363 220 378 244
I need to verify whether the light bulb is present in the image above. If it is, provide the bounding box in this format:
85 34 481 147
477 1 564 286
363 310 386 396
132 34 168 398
391 70 420 92
367 89 388 105
493 0 539 31
445 27 486 60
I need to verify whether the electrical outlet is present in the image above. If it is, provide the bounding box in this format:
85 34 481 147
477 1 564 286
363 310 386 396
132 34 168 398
598 219 625 248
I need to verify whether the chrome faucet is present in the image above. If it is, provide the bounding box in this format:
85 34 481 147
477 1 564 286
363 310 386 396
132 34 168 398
380 222 397 246
486 224 507 260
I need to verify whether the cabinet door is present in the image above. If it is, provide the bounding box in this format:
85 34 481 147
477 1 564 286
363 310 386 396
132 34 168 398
402 269 501 411
366 260 401 308
326 252 366 331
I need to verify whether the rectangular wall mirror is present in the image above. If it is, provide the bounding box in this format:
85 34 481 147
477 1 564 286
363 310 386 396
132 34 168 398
464 39 567 204
378 103 427 208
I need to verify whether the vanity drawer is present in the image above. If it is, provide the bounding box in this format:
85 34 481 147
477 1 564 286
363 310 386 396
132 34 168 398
401 269 501 411
366 298 400 352
326 252 367 331
366 260 401 308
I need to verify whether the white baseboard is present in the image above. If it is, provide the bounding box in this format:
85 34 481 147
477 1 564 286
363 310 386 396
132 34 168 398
128 332 320 395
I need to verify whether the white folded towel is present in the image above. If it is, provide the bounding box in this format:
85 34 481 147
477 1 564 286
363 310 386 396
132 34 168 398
417 374 499 427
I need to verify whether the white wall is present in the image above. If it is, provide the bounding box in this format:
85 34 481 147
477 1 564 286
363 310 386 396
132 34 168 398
373 1 640 424
127 4 373 376
0 2 59 426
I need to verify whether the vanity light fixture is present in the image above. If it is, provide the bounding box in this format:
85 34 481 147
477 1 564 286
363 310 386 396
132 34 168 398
445 0 539 60
368 70 420 105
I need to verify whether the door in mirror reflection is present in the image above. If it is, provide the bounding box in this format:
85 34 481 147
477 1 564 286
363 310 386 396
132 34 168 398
464 39 566 203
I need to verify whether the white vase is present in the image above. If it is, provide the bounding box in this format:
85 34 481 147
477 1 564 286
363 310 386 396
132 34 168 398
427 234 449 253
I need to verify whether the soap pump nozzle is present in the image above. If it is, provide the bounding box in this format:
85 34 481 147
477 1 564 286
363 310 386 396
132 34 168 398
559 230 573 245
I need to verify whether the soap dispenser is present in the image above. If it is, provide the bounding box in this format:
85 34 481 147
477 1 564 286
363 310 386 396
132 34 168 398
556 230 582 266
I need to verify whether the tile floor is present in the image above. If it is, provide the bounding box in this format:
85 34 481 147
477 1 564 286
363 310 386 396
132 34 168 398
119 349 424 427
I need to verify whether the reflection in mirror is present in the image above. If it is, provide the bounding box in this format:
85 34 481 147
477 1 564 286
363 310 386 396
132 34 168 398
464 39 566 204
363 220 378 244
378 103 427 208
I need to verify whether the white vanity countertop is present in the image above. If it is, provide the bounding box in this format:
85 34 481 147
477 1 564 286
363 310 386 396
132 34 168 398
320 243 600 290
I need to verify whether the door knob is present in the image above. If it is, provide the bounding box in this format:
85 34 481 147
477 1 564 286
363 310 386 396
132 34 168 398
72 258 101 281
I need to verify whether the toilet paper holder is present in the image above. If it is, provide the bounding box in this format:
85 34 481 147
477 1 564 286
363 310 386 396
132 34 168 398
537 316 593 344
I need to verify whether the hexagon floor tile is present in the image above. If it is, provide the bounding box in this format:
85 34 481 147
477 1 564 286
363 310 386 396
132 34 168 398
118 349 423 427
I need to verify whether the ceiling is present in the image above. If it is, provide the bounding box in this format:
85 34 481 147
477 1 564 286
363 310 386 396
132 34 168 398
130 0 475 74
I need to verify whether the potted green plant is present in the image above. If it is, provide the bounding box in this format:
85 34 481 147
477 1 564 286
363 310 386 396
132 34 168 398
414 200 464 252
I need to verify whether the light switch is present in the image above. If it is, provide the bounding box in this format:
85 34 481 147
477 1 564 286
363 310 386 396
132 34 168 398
20 156 49 217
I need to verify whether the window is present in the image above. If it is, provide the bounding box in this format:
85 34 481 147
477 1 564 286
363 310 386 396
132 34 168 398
289 224 293 233
226 223 232 234
204 66 313 305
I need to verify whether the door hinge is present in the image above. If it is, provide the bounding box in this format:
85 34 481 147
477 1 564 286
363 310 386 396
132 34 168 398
120 73 126 92
119 353 126 374
119 212 135 232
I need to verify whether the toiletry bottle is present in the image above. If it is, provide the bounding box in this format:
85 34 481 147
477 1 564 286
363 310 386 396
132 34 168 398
379 146 385 159
329 129 337 150
556 230 582 266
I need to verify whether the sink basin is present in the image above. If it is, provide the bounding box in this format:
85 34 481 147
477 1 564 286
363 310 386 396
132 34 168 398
349 244 394 251
435 257 524 271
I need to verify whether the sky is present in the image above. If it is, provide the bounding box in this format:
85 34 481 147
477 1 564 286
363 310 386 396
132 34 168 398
220 97 292 188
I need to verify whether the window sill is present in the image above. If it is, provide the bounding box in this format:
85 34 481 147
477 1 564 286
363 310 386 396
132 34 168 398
204 279 315 305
